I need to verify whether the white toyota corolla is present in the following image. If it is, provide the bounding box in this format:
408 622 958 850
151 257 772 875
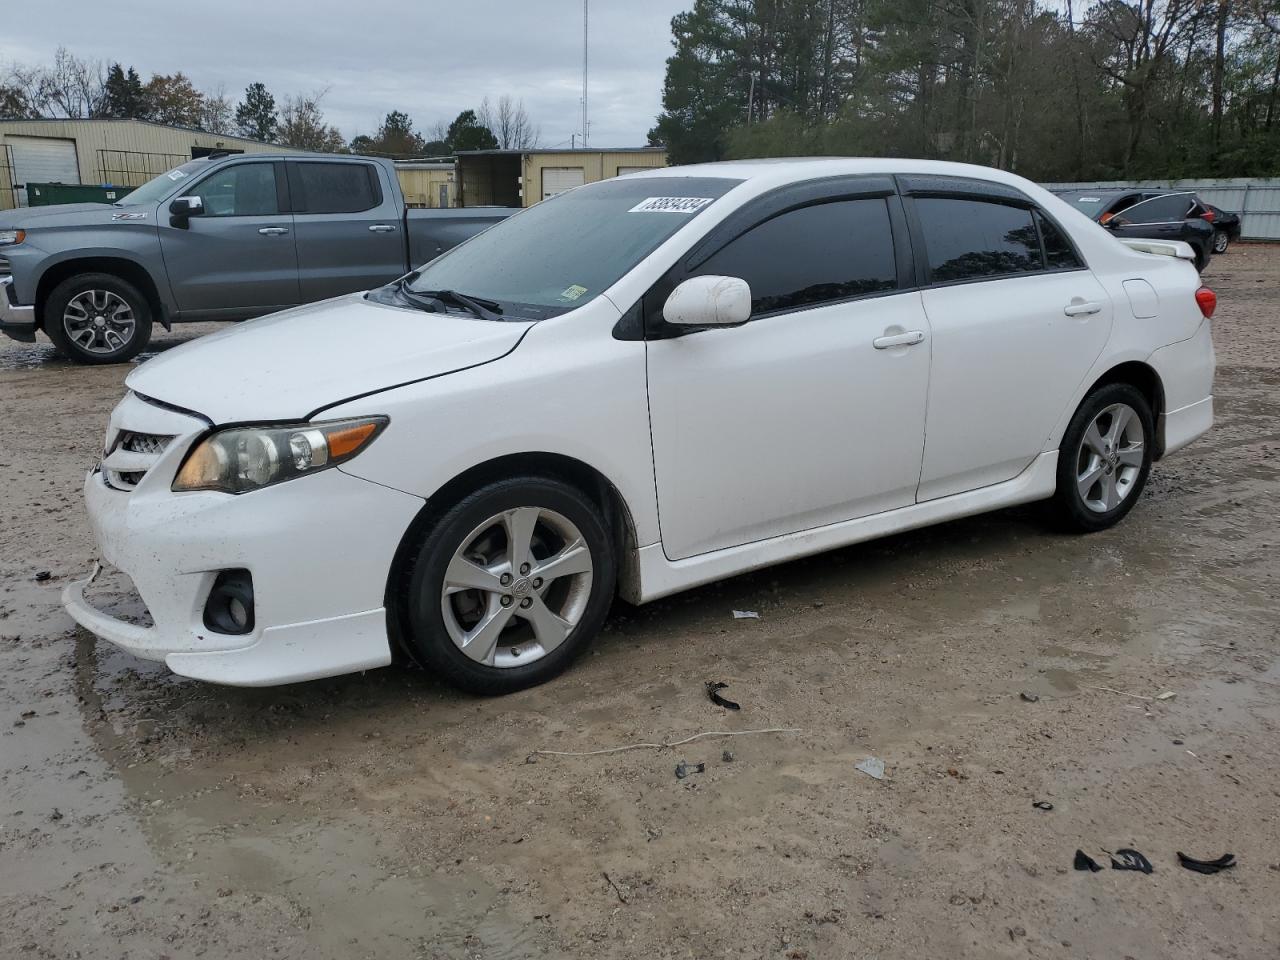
64 159 1215 693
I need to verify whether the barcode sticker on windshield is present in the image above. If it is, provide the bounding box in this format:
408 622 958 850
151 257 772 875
629 196 714 214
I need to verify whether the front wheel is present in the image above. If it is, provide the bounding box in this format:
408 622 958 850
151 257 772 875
1212 230 1230 255
44 273 152 364
400 476 616 694
1050 383 1154 533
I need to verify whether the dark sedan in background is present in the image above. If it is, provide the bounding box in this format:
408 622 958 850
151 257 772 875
1055 188 1219 270
1203 202 1242 254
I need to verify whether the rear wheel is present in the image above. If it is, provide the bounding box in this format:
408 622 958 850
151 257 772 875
1212 229 1230 255
400 476 616 694
1051 383 1154 533
44 273 152 364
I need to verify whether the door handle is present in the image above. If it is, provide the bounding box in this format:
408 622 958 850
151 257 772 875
1063 301 1102 317
873 330 925 349
368 224 396 233
258 226 289 236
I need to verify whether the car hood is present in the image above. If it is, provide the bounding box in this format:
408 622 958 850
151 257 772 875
126 294 532 424
0 202 138 229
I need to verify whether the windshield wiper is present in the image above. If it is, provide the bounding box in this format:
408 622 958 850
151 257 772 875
397 279 504 321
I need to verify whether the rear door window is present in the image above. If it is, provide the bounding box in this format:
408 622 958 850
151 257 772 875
915 198 1041 283
293 162 381 214
695 198 897 316
1036 211 1083 270
1116 194 1194 224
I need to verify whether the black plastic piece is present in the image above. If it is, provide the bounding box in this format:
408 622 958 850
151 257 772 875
203 569 255 635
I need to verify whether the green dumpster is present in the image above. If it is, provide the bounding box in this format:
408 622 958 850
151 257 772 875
26 182 134 206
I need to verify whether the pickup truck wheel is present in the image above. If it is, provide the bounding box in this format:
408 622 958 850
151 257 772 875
400 476 616 694
44 273 152 364
1050 383 1154 533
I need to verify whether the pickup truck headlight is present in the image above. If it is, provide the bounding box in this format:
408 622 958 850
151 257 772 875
0 229 25 245
172 417 388 494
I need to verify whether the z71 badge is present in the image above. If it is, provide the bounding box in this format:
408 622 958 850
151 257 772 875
111 212 148 221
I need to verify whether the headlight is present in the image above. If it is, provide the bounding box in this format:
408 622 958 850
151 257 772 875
172 417 388 494
0 229 25 246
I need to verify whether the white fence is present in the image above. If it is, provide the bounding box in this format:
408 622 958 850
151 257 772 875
1044 178 1280 241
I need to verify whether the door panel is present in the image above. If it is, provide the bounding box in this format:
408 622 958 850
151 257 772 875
917 271 1112 500
289 161 406 301
158 160 300 316
648 294 931 560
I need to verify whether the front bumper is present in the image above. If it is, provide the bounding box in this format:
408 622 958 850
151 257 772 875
0 276 37 342
64 398 425 686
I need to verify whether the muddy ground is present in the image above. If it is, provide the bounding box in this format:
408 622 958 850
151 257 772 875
2 248 1278 960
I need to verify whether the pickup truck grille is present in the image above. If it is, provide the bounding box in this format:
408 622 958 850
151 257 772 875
103 431 175 491
0 257 10 276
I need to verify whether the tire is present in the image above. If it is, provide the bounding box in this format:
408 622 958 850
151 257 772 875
1050 383 1155 533
1193 246 1209 272
44 273 152 364
399 476 617 695
1212 230 1230 255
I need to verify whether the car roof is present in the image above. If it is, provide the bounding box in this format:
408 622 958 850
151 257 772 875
626 157 1047 191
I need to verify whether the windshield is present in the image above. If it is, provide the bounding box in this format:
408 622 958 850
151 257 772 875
113 160 210 206
403 176 741 319
1058 193 1121 218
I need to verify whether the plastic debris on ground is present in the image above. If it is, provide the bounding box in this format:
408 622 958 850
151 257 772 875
1156 691 1177 701
1109 849 1154 874
1019 692 1040 702
732 610 761 620
1033 801 1054 811
1177 852 1236 875
1074 850 1103 872
705 681 741 710
855 757 886 781
674 760 705 779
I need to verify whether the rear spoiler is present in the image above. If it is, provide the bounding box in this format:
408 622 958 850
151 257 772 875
1117 238 1196 262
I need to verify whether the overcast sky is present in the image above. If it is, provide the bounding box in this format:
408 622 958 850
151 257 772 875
1 0 690 147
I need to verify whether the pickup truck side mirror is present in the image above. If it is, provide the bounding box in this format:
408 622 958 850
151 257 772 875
168 196 204 228
663 275 752 328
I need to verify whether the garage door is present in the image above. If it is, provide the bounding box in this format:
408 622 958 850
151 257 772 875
10 136 80 207
616 166 651 176
542 167 585 201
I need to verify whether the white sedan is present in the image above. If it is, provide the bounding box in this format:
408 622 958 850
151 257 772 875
64 159 1215 693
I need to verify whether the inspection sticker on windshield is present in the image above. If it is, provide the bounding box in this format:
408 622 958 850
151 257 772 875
559 284 588 301
167 170 188 181
629 196 715 214
1078 196 1100 202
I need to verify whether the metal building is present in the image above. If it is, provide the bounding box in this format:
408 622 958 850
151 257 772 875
455 147 668 208
0 118 295 210
393 161 457 208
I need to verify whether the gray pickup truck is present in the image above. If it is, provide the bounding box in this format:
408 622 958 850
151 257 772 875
0 153 510 363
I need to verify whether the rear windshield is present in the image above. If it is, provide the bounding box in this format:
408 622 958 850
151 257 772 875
404 176 741 318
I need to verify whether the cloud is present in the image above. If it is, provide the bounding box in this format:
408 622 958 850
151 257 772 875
0 0 686 146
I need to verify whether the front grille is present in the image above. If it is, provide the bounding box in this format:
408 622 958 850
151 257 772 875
0 257 10 277
103 431 175 491
119 431 173 455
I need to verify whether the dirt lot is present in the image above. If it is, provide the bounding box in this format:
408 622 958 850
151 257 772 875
2 249 1278 960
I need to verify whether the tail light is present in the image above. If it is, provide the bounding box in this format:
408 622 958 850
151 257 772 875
1200 209 1216 223
1195 286 1217 319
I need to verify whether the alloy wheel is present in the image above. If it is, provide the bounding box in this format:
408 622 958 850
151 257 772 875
1213 231 1229 254
1075 402 1145 513
439 506 594 668
63 290 136 355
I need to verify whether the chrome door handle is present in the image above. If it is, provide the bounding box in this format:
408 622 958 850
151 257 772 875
368 224 396 233
258 226 289 236
1063 301 1101 317
873 330 925 349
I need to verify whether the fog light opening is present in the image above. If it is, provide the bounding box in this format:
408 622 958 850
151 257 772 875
203 569 255 635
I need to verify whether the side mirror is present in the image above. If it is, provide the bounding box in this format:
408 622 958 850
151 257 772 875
1106 216 1129 229
663 275 752 328
168 195 204 227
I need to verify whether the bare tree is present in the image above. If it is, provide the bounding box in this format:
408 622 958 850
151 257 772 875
0 61 48 118
478 95 540 149
279 89 346 152
42 47 107 118
201 83 234 134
